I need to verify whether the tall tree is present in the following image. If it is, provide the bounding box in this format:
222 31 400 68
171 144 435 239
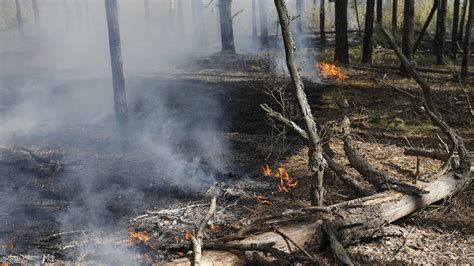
461 0 473 79
32 0 40 29
335 0 349 63
259 0 269 47
362 0 375 63
193 0 206 46
401 0 415 70
15 0 23 33
273 0 326 206
144 0 150 28
452 0 461 58
435 0 448 64
176 0 184 35
376 0 383 26
252 0 258 38
320 0 326 42
458 0 468 41
392 0 398 32
296 0 304 33
413 0 438 55
219 0 236 53
105 0 129 127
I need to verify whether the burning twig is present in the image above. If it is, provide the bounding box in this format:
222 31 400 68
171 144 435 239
255 195 272 205
128 228 151 243
191 196 217 266
261 163 298 193
318 62 349 80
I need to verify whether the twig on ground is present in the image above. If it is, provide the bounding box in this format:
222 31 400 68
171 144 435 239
191 196 217 266
272 226 316 262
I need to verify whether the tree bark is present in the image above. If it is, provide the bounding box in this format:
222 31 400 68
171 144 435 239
413 0 438 55
362 0 375 64
435 0 448 64
219 0 236 53
461 0 473 79
376 0 383 26
15 0 23 33
335 0 349 63
296 0 304 34
105 0 129 128
259 0 269 47
252 0 258 38
144 0 150 28
320 0 326 43
274 0 326 206
458 0 468 41
452 0 461 58
392 0 398 32
401 0 415 70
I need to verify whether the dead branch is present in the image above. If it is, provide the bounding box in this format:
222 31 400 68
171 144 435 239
343 136 428 196
321 223 354 266
191 196 217 266
272 226 316 262
404 148 450 161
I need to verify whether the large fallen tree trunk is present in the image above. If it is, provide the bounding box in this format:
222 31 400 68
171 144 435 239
157 169 472 265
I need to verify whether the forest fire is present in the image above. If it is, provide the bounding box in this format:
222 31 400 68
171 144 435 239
127 228 151 243
317 62 349 80
261 163 298 193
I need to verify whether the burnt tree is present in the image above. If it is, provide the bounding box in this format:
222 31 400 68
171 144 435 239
252 0 257 38
435 0 448 64
376 0 383 26
219 0 236 53
15 0 23 33
177 0 184 35
401 0 414 70
452 0 461 58
459 0 468 41
362 0 375 63
144 0 150 28
193 0 206 46
259 0 269 47
335 0 349 63
320 0 326 42
296 0 304 33
273 0 326 206
392 0 398 31
461 0 473 79
105 0 129 127
413 0 438 55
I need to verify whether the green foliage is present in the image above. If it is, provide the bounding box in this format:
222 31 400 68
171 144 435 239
377 115 406 130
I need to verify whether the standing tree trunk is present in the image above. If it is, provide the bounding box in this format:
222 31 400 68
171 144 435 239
392 0 398 32
413 0 438 55
320 0 326 42
32 0 40 30
401 0 415 69
252 0 258 38
273 0 325 206
354 0 362 36
461 0 473 79
335 0 349 63
376 0 383 26
452 0 461 59
362 0 375 63
296 0 304 34
193 0 206 46
15 0 23 33
144 0 150 28
176 0 184 36
219 0 236 53
435 0 448 64
259 0 269 47
105 0 129 128
459 0 468 41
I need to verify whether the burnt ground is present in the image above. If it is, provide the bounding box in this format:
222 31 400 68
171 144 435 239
0 55 473 265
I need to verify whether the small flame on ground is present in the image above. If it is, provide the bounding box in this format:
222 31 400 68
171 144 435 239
317 62 348 80
210 223 219 233
177 251 185 257
1 262 8 266
128 228 151 243
261 163 298 193
175 235 180 243
184 231 193 241
255 195 272 205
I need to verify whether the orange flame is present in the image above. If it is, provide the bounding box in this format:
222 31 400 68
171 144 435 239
175 235 180 243
261 163 272 176
210 223 219 233
128 228 151 243
262 163 298 192
7 236 14 250
177 251 185 257
1 262 8 266
184 231 193 241
318 62 348 80
255 195 272 205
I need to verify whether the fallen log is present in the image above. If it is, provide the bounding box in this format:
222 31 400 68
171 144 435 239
0 145 64 176
404 148 450 161
155 169 472 265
